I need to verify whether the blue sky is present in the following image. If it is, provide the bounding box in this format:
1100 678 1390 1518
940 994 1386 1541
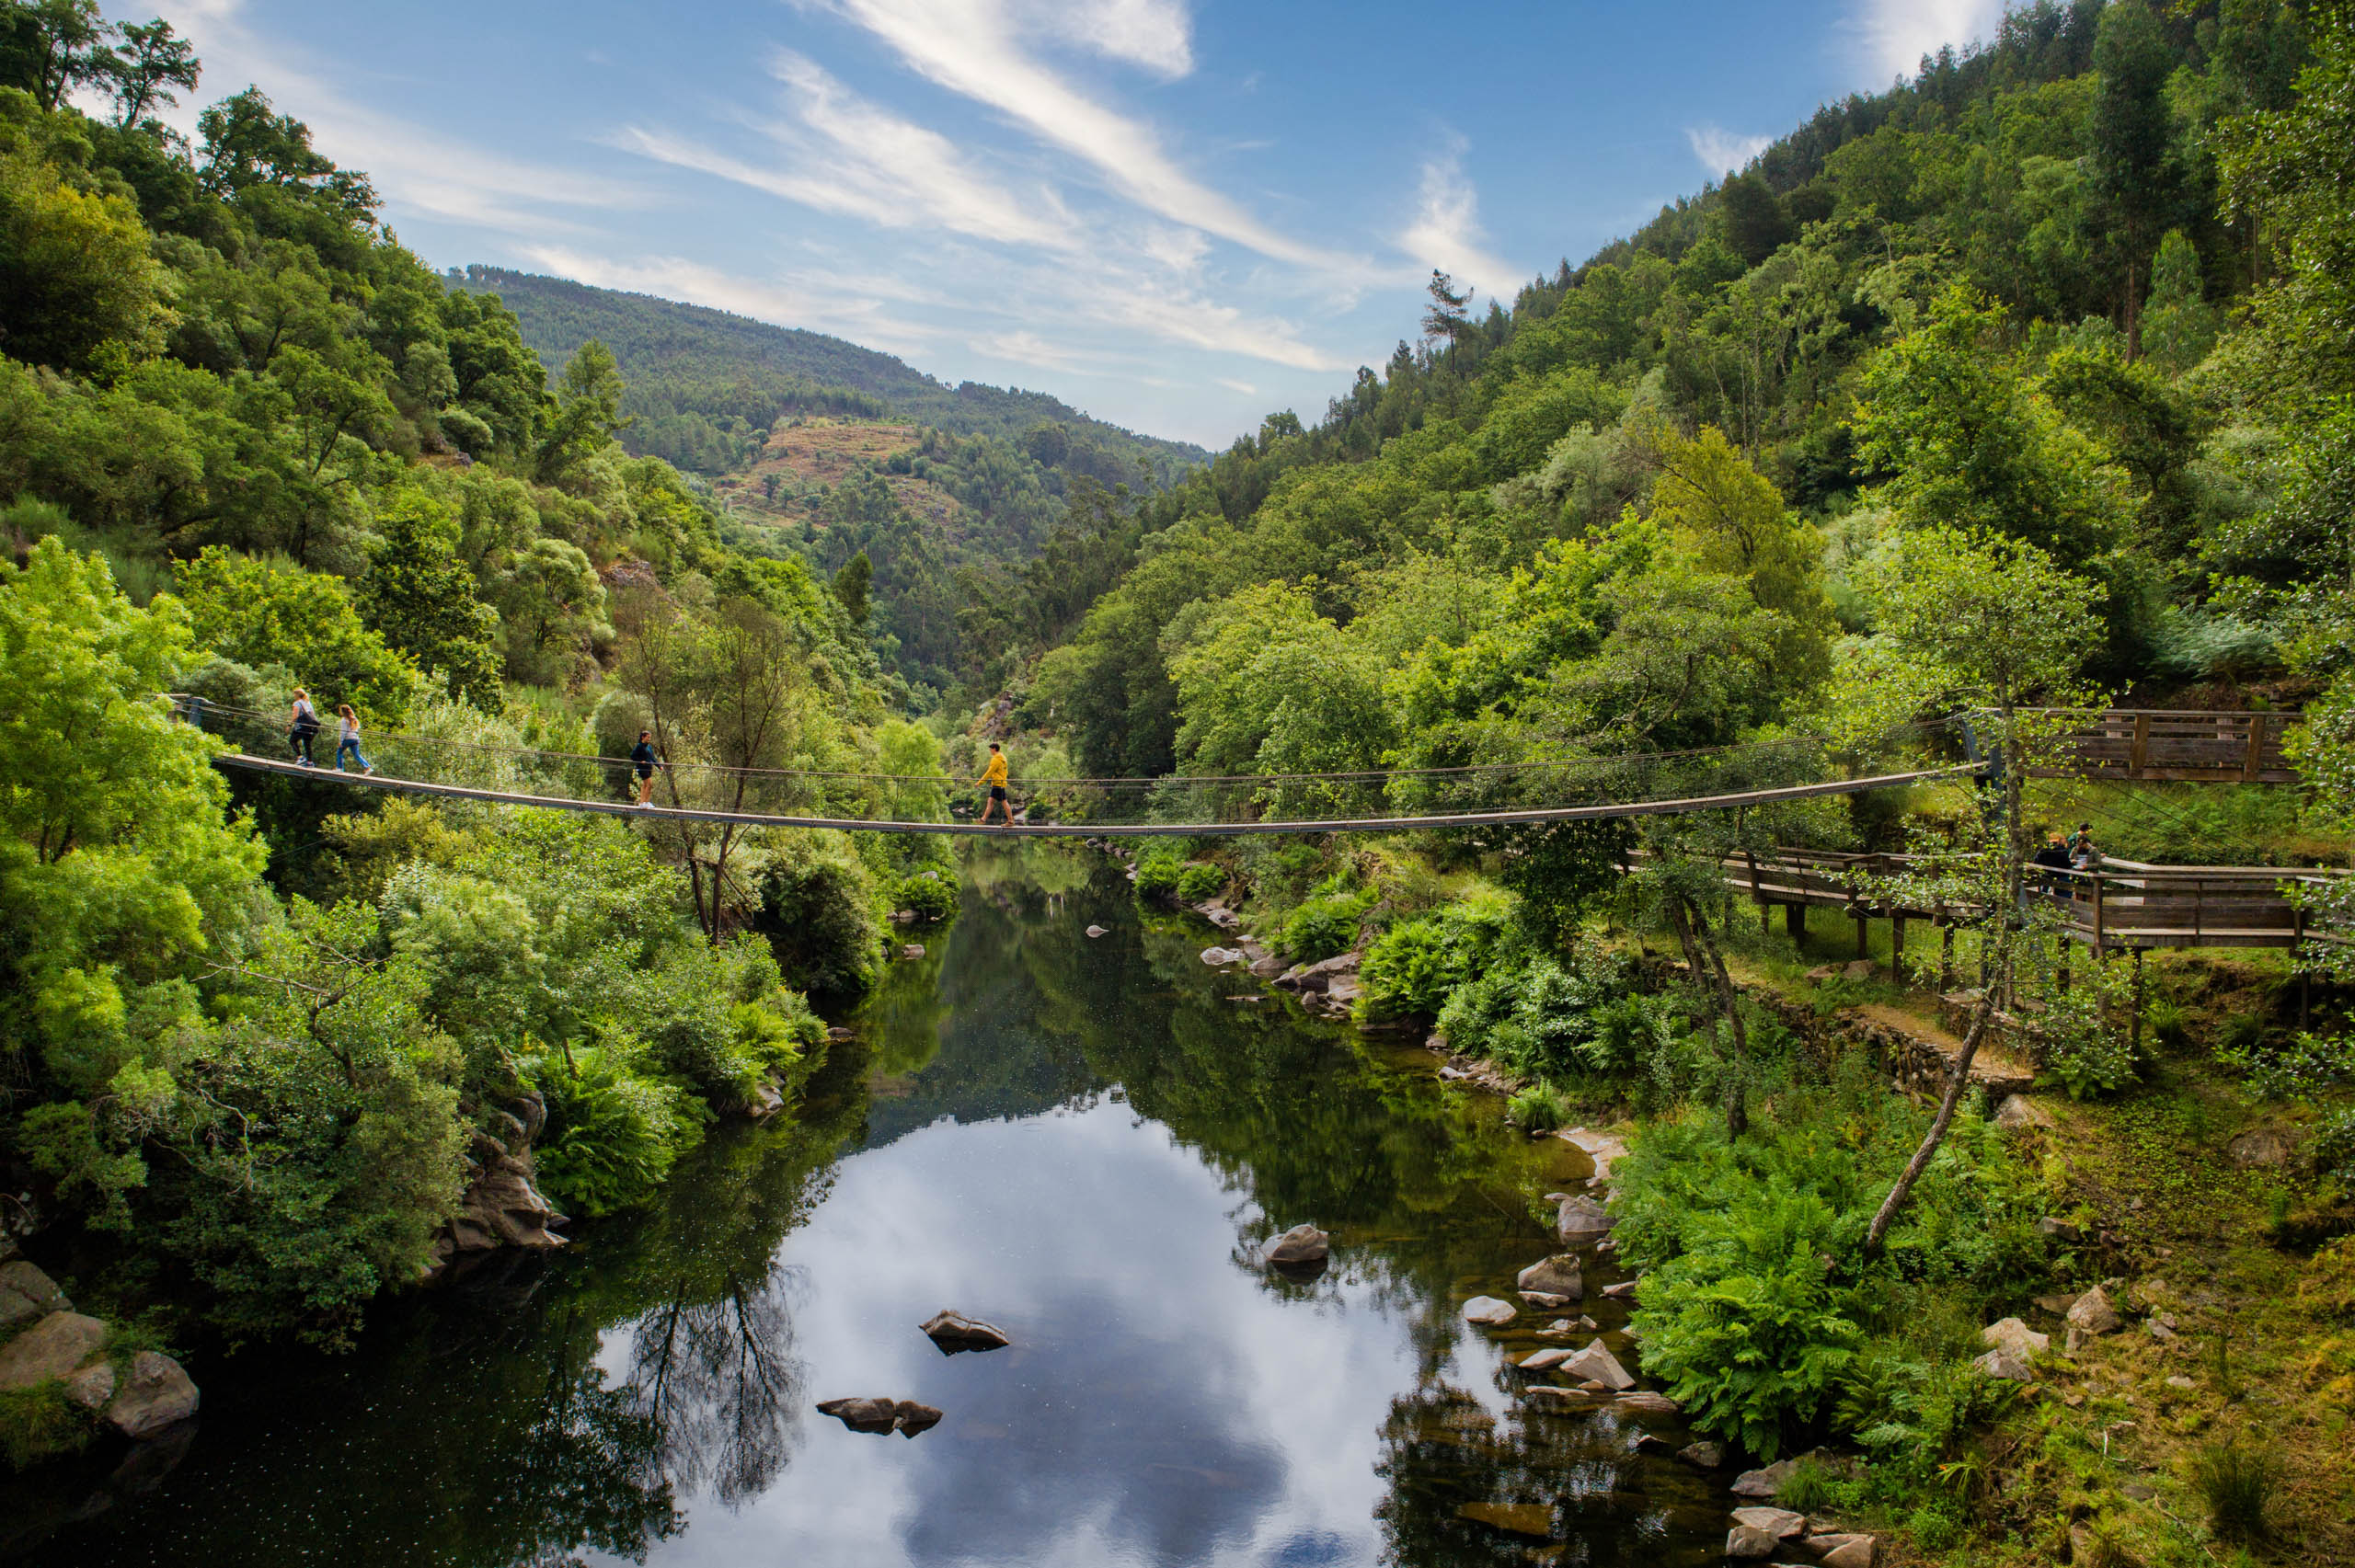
134 0 2010 448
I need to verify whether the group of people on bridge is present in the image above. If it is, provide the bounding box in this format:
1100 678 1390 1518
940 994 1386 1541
284 690 373 775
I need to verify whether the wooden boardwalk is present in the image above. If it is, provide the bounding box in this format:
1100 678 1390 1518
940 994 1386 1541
2030 708 2296 784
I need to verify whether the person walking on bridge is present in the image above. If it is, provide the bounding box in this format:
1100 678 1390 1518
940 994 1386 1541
975 742 1013 828
332 704 374 774
288 688 321 766
631 730 663 807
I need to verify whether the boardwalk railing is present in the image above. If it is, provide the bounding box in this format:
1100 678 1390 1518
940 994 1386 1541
2024 708 2297 784
1706 847 2345 957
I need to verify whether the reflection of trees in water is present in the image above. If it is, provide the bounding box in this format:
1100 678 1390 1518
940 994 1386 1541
503 1338 681 1567
621 1260 807 1507
1373 1382 1720 1568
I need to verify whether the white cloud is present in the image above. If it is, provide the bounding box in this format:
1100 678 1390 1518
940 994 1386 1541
1215 377 1256 396
1022 0 1193 76
815 0 1354 273
519 246 943 358
151 0 641 235
971 329 1094 372
1851 0 2009 83
1685 124 1773 177
1396 139 1519 303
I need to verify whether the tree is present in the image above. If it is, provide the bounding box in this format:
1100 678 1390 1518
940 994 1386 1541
2138 230 2220 375
1851 283 2131 567
196 86 378 217
1647 424 1834 686
2088 0 2183 359
1421 269 1473 348
535 338 630 486
95 17 196 126
355 493 501 709
0 130 169 372
171 545 421 720
1832 526 2105 1251
831 549 871 624
0 0 106 111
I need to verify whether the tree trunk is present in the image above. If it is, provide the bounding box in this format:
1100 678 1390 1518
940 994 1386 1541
1671 891 1750 1138
2123 253 2142 363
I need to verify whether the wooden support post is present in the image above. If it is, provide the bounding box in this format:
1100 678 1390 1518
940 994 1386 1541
1892 916 1906 979
1786 902 1803 944
2129 712 2150 779
2131 947 2145 1055
2242 715 2265 783
1854 910 1869 961
1939 919 1956 991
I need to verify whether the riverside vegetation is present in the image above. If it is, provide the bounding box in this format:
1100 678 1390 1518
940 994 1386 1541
3 0 2354 1562
977 2 2355 1562
0 0 972 1466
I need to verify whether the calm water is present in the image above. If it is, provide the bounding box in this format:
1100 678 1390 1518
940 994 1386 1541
9 844 1725 1566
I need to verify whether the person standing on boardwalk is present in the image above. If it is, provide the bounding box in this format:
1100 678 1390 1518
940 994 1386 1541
631 730 662 806
975 742 1013 828
288 688 321 765
333 704 374 774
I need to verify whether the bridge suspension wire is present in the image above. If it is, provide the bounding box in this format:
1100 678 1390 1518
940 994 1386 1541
202 750 1975 839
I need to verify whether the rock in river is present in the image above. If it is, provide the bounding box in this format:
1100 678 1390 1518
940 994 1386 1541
1264 1224 1330 1270
920 1310 1011 1354
817 1396 943 1437
1558 1339 1634 1391
1456 1501 1555 1537
0 1311 108 1391
1515 1254 1582 1300
1462 1296 1518 1327
1554 1196 1615 1244
105 1351 200 1439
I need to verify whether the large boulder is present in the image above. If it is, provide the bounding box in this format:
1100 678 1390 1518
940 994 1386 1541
1677 1441 1725 1469
1557 1339 1634 1391
1813 1536 1878 1568
1731 1506 1807 1539
1982 1317 2049 1359
2065 1285 2123 1352
448 1146 567 1254
816 1396 902 1434
0 1311 108 1391
1725 1524 1783 1558
1994 1094 2054 1131
891 1400 943 1437
0 1261 70 1330
1613 1390 1679 1413
1264 1224 1331 1270
63 1361 116 1411
1553 1126 1630 1184
1971 1347 2033 1382
1729 1456 1799 1499
1555 1196 1615 1244
919 1310 1011 1354
1462 1296 1518 1326
1516 1255 1583 1300
104 1351 199 1439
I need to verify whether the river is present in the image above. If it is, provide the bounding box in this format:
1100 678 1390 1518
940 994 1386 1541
10 844 1727 1566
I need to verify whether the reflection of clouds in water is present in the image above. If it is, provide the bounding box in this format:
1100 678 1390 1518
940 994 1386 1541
645 1102 1428 1566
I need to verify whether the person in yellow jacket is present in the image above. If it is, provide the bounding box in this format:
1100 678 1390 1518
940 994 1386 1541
974 741 1013 828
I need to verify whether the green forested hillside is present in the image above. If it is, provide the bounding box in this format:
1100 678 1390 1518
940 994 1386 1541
0 1 958 1369
448 267 1206 692
986 0 2334 784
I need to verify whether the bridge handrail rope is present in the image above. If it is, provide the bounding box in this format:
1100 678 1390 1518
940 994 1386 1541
162 693 1959 790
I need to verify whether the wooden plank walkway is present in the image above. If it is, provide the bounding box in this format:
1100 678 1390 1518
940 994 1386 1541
2027 708 2297 784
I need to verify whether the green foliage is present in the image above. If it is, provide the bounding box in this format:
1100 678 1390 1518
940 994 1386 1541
0 1380 95 1471
171 546 420 721
1506 1082 1567 1131
523 1038 703 1219
355 490 500 708
2191 1436 2279 1542
1281 876 1378 964
1361 891 1513 1018
751 836 884 996
1173 862 1224 902
890 868 959 922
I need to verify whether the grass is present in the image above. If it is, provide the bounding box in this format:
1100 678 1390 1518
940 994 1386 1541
2190 1436 2279 1543
0 1383 95 1471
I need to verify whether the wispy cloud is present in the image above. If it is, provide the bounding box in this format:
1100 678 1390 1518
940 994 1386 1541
1849 0 2008 83
153 0 641 235
519 246 945 358
1684 124 1772 178
1396 138 1519 303
812 0 1355 273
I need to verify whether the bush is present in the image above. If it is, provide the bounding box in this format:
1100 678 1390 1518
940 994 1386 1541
1358 889 1513 1014
1132 840 1193 900
0 1382 95 1471
2191 1436 2278 1542
1507 1083 1568 1131
1282 877 1379 962
1174 863 1225 902
891 869 959 922
752 839 885 995
524 1038 704 1219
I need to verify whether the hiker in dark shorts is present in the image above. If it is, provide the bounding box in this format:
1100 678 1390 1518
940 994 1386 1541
975 741 1013 828
288 688 321 765
630 730 661 806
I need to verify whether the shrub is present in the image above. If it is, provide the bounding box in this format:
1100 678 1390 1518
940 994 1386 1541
892 869 959 922
1359 889 1513 1014
2191 1436 2278 1542
1282 878 1378 963
752 841 884 995
0 1382 95 1471
1507 1083 1568 1131
1132 840 1192 899
1174 863 1225 902
524 1038 705 1219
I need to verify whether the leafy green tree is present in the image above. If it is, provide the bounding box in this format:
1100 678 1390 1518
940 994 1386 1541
489 535 606 685
0 0 106 111
1851 283 2130 566
0 102 168 372
1647 424 1834 685
172 545 419 720
356 492 500 709
535 338 630 486
2139 230 2220 375
2087 0 2184 359
831 548 871 624
93 17 195 127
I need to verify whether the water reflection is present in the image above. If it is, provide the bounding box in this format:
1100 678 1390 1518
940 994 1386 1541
18 844 1722 1567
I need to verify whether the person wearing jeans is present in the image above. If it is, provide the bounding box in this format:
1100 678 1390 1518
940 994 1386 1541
289 688 320 765
334 704 374 773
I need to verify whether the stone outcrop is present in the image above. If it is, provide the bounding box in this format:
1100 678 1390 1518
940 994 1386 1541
1264 1224 1330 1270
2065 1284 2123 1352
919 1310 1011 1354
817 1396 941 1437
1557 1339 1634 1391
1462 1296 1517 1326
1725 1524 1783 1558
0 1260 71 1329
1677 1440 1724 1469
1515 1255 1582 1300
1517 1347 1576 1371
1553 1126 1630 1185
1971 1347 2033 1381
1731 1506 1806 1539
1982 1317 2049 1359
1554 1196 1615 1243
104 1352 201 1438
0 1310 108 1390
